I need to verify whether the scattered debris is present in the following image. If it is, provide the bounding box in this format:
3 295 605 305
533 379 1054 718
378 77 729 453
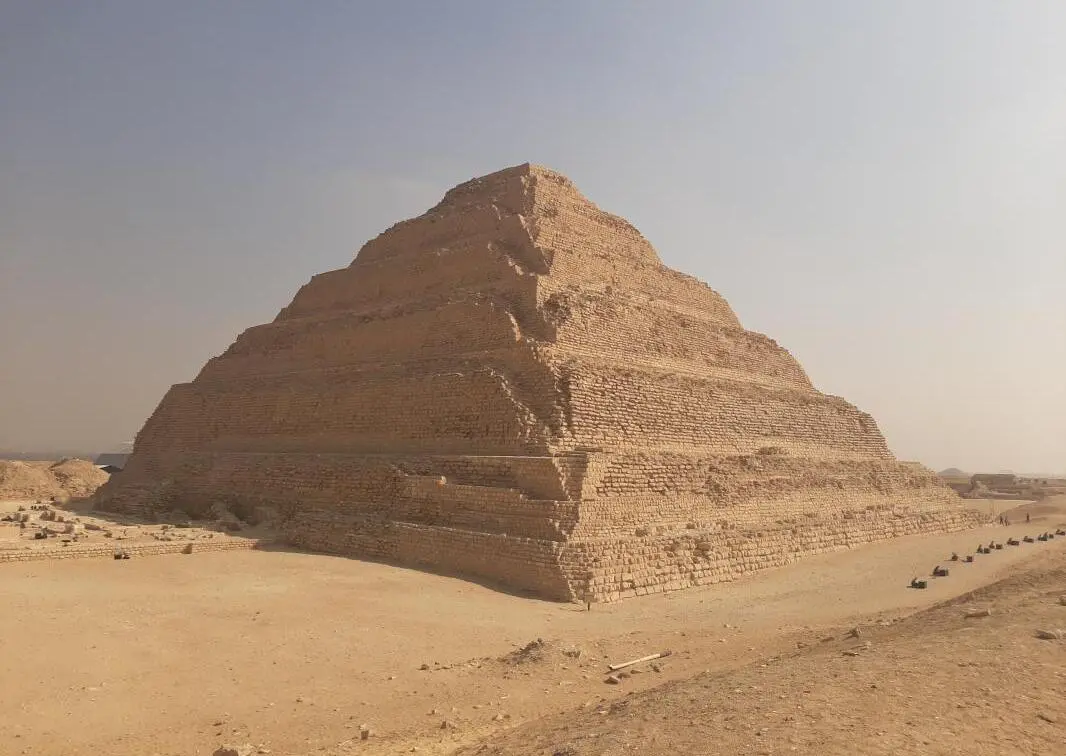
213 745 255 756
607 650 672 672
605 674 622 684
502 638 549 665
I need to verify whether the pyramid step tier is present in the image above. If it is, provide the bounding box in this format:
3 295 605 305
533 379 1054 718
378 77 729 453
203 289 805 389
135 355 887 461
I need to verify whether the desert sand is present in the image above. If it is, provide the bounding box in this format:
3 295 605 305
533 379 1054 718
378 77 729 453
2 497 1064 756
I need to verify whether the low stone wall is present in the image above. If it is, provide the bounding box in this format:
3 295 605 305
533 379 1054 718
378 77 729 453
0 537 267 564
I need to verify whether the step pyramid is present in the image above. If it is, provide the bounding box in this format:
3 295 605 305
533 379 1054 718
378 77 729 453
97 164 985 601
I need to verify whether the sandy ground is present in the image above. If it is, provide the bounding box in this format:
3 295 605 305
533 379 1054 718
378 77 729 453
1 499 1063 756
466 539 1066 756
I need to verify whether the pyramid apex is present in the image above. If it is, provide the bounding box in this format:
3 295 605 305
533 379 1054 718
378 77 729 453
352 162 660 270
437 162 573 199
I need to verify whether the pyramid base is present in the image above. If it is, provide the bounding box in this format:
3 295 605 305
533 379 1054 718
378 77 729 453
560 505 989 602
280 503 990 603
96 451 991 602
284 514 574 600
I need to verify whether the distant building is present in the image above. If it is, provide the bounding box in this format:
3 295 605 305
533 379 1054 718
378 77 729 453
971 473 1017 487
94 453 129 474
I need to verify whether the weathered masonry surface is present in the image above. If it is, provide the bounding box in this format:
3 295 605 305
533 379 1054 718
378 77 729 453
96 164 986 601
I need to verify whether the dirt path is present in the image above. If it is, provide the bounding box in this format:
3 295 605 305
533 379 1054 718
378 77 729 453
1 500 1063 755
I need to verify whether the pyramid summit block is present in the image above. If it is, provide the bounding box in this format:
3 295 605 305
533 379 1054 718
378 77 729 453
351 162 660 268
97 165 985 601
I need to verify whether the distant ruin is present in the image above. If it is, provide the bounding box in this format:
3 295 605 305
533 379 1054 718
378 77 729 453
941 471 1066 501
97 164 986 601
1 458 109 501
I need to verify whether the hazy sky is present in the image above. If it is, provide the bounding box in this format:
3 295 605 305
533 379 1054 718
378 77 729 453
1 1 1063 472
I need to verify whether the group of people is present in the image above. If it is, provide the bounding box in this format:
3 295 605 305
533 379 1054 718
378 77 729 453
996 512 1031 526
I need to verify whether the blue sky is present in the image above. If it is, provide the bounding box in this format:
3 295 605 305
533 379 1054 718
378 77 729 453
1 1 1063 472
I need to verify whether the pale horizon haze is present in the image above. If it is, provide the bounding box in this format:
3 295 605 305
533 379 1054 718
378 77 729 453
1 1 1063 473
